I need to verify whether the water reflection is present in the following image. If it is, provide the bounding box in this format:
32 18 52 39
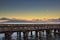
1 35 60 40
0 30 60 40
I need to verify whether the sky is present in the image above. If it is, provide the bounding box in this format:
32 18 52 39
0 0 60 20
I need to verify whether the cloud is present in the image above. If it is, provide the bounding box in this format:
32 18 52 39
47 18 60 22
0 17 32 23
0 17 60 23
0 17 11 20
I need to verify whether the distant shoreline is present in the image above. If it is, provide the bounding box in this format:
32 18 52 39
0 22 60 24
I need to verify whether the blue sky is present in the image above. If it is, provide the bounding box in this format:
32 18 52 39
0 0 60 20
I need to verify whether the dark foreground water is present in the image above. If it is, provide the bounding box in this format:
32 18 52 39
0 35 60 40
0 31 60 40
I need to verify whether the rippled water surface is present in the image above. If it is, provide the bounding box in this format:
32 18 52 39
0 31 60 40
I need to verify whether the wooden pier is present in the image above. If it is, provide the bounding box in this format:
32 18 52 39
0 23 60 40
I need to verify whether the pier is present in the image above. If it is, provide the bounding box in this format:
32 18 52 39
0 23 60 40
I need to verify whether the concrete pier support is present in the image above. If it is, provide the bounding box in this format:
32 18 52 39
46 30 51 37
19 32 21 38
17 32 19 38
35 31 38 37
38 31 41 38
42 30 44 36
58 29 60 36
23 32 29 38
23 32 29 40
5 32 12 40
17 32 21 38
54 29 56 36
31 31 33 37
17 32 21 40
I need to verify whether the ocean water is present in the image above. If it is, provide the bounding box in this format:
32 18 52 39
0 31 60 40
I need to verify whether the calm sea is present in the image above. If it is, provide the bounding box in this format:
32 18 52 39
0 31 60 40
